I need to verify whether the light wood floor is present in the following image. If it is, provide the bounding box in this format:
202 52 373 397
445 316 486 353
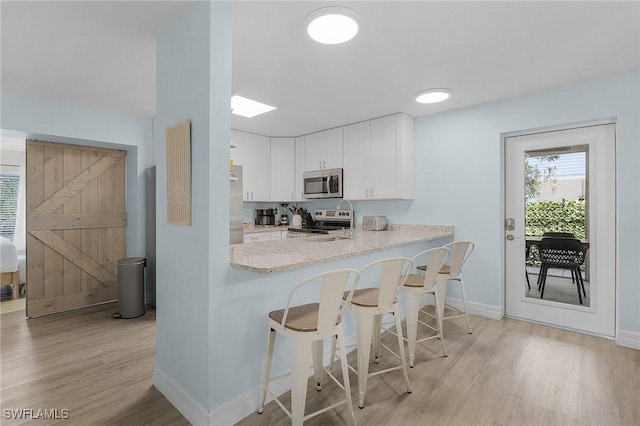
2 303 638 426
0 302 189 426
238 310 640 426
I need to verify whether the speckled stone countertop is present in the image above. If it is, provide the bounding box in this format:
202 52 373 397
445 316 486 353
230 225 453 273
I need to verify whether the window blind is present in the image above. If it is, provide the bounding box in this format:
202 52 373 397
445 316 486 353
0 174 20 240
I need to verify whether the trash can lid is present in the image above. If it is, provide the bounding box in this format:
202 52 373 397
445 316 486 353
117 257 146 265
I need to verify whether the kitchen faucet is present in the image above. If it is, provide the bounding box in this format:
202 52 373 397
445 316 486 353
336 199 354 239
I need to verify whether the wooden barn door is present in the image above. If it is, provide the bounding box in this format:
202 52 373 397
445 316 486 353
26 140 126 317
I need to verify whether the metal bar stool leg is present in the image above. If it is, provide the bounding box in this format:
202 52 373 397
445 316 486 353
258 327 276 414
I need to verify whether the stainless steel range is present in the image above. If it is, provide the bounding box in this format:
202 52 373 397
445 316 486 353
288 209 354 235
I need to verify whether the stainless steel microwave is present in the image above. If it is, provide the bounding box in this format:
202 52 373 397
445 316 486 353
303 168 343 199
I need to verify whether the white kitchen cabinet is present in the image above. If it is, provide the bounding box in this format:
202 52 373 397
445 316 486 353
305 127 343 171
343 113 414 200
270 137 295 201
231 130 271 201
294 136 306 201
343 121 370 199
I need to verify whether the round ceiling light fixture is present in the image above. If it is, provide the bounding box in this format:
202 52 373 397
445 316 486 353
305 6 361 45
415 88 452 104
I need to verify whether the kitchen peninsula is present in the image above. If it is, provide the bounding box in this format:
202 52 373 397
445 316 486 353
231 225 453 273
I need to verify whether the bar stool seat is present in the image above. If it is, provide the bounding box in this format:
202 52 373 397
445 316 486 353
348 288 397 307
268 303 341 332
258 269 360 425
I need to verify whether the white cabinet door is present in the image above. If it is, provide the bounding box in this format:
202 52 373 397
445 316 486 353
270 138 295 201
369 115 399 199
342 114 414 200
305 131 325 171
294 136 306 201
395 113 415 199
231 130 271 201
304 128 343 171
323 127 343 169
343 121 370 199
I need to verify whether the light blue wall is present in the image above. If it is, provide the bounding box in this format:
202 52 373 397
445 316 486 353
154 0 233 410
411 72 640 331
0 89 151 258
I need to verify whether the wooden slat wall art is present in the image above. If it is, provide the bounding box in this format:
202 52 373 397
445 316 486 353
166 119 192 226
26 140 126 317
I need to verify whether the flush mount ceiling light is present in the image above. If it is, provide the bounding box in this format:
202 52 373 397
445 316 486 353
305 6 361 45
231 95 276 118
415 89 452 104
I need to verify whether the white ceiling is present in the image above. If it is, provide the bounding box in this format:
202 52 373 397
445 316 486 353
2 1 639 138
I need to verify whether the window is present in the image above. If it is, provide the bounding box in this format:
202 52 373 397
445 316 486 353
0 174 20 240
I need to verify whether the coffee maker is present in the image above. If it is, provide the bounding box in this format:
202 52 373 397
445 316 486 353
254 208 276 226
279 204 289 226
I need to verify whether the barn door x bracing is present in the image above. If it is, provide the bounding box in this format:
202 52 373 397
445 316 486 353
26 140 126 317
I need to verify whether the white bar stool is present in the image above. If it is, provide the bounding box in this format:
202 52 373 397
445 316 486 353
417 241 475 334
257 268 360 425
402 247 450 367
339 257 414 409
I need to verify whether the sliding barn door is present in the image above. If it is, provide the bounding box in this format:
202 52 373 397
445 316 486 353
26 140 126 317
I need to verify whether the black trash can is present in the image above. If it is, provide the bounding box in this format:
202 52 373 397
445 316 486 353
116 257 146 319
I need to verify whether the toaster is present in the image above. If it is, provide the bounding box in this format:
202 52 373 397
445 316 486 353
363 216 388 231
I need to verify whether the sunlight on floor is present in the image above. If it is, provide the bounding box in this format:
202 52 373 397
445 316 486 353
0 297 25 314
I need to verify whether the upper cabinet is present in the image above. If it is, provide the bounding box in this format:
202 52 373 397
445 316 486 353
270 138 295 202
231 113 413 203
305 127 343 171
231 130 271 201
343 113 414 200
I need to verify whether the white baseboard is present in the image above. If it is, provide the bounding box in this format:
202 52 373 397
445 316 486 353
154 366 208 426
445 297 503 320
617 329 640 350
209 371 292 426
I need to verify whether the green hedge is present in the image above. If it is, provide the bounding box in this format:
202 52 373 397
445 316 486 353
525 200 586 239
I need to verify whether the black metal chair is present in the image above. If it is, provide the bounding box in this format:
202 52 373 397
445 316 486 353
537 232 579 286
537 237 587 304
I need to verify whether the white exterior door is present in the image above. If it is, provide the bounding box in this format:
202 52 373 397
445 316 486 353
504 123 616 337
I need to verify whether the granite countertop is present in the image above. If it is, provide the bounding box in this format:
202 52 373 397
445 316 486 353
230 225 453 273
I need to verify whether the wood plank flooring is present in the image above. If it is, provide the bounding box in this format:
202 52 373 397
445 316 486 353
2 303 638 426
238 310 640 426
0 303 188 425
